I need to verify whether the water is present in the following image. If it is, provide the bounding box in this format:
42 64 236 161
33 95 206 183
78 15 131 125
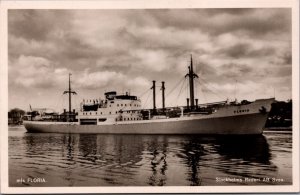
8 126 292 186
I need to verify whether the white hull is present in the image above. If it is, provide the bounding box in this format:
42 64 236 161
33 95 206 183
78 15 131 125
24 98 274 135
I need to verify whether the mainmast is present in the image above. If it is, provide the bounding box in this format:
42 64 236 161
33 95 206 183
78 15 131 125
185 55 198 110
63 73 77 121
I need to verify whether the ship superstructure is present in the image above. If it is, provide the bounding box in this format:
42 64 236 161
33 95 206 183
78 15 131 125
79 91 143 125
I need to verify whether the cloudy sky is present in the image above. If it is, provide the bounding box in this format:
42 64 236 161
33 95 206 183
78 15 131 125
8 9 292 111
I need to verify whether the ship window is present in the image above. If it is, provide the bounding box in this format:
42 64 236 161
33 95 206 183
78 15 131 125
121 104 123 106
109 105 111 107
96 112 97 115
109 112 111 114
125 104 127 106
101 112 102 114
90 112 91 115
234 111 236 113
130 104 132 106
116 111 117 114
247 109 249 112
117 104 119 107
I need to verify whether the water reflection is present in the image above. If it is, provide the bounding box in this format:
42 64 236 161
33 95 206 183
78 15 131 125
13 132 282 186
215 135 271 163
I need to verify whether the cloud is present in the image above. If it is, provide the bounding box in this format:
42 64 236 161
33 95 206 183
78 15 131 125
148 9 291 38
75 69 149 90
9 55 67 88
216 43 276 59
8 10 72 41
8 9 292 110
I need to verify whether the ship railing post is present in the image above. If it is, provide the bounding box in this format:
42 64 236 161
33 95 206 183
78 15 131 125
180 107 184 117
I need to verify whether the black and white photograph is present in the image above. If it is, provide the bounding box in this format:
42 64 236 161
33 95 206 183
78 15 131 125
0 0 299 193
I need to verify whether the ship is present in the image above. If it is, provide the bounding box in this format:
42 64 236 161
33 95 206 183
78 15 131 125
23 56 275 135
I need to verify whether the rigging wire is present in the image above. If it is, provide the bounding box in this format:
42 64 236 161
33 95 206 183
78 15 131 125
142 90 152 109
165 77 186 98
175 77 187 107
197 77 228 98
195 79 227 100
138 88 152 99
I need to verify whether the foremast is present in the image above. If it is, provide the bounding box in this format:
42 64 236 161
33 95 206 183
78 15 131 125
185 55 199 110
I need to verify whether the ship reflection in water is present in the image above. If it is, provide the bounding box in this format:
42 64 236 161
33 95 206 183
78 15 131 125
9 127 292 186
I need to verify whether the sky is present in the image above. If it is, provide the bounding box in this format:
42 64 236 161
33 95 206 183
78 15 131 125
8 9 292 112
